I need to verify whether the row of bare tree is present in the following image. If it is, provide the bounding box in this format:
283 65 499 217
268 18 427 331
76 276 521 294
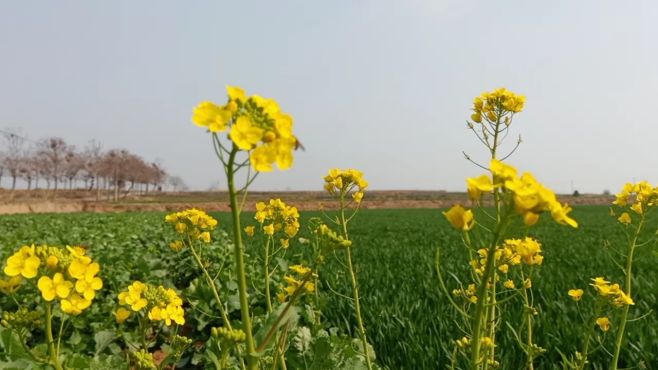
0 129 187 201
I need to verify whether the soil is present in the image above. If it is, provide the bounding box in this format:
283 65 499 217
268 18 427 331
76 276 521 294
0 189 614 215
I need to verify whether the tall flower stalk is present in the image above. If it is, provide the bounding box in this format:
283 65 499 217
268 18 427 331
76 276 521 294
191 85 300 370
439 88 578 370
609 182 658 370
323 168 372 370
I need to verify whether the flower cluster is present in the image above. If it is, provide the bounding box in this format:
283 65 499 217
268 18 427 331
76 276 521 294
467 159 578 228
3 245 103 315
252 198 300 247
452 283 478 304
165 208 218 245
118 281 185 326
612 181 658 224
470 87 525 124
323 168 368 204
589 277 634 308
192 85 299 172
315 223 352 250
467 238 542 286
277 265 316 303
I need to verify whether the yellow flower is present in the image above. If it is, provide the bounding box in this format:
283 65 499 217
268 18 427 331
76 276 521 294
61 293 91 315
46 255 59 269
169 240 184 251
568 289 584 301
37 273 73 301
503 280 515 289
244 226 255 237
443 205 475 231
115 307 131 324
229 116 264 150
192 101 231 132
227 85 246 102
617 212 631 225
263 224 275 236
0 276 22 294
280 238 290 249
118 281 148 311
490 159 517 183
596 317 610 332
197 231 211 243
250 144 276 172
630 202 643 215
4 245 41 279
74 266 103 301
480 337 495 349
466 175 493 200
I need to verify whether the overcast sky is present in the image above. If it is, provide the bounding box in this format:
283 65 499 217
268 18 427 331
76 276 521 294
1 1 656 193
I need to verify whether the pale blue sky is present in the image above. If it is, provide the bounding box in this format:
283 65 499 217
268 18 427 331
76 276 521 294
1 1 656 192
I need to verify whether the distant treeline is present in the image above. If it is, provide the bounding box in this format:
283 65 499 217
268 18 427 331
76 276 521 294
0 128 187 200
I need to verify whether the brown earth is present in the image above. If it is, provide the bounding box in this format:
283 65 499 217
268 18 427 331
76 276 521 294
0 189 614 215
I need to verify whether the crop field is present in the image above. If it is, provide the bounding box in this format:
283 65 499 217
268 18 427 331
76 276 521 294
1 206 656 369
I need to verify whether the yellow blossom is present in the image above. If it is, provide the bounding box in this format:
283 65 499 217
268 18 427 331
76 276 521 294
4 245 41 279
596 317 610 332
568 289 584 301
244 226 255 237
115 307 131 324
466 175 493 200
229 116 263 150
617 212 631 225
37 273 73 301
443 205 475 231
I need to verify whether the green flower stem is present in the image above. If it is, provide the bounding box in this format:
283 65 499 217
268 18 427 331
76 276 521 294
520 270 535 370
45 303 64 370
256 270 314 353
577 303 602 370
188 241 233 331
470 213 510 370
611 214 645 370
339 194 373 370
226 147 258 370
264 236 273 313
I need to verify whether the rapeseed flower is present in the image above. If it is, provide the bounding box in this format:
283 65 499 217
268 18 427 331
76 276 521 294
568 289 584 301
596 317 610 332
4 245 41 279
324 168 368 204
193 85 299 172
443 205 475 231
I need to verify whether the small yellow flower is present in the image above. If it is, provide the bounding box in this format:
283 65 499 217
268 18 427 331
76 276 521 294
630 202 643 215
503 280 515 289
169 240 184 251
466 175 493 200
617 212 631 225
37 273 73 301
61 293 91 315
568 289 584 301
596 317 610 332
244 226 255 237
4 245 41 279
46 255 59 269
263 224 275 236
229 116 264 151
115 307 131 324
480 337 495 349
443 205 475 231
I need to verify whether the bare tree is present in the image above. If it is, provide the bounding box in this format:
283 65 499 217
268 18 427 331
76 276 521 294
37 137 73 195
1 129 26 194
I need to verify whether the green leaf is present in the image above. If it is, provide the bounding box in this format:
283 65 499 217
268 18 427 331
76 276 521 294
254 303 299 353
93 330 117 356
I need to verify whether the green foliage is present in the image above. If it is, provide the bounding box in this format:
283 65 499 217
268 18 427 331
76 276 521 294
0 207 657 369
